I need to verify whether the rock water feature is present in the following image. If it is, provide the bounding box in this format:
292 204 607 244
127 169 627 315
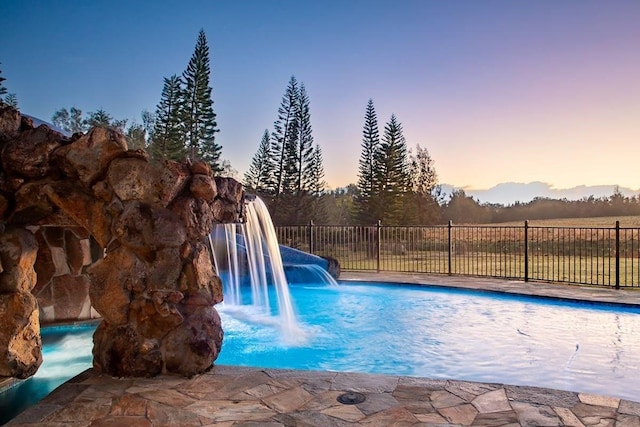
0 102 243 379
210 196 300 341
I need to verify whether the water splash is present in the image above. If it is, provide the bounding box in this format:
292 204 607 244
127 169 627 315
210 196 304 343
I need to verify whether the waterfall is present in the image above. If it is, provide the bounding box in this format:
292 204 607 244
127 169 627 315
209 196 301 341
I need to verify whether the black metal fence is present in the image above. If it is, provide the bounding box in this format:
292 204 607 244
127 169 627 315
275 220 640 288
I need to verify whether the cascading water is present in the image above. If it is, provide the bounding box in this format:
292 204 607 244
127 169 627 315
209 196 303 342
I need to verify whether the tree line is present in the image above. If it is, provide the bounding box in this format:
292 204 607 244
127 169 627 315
5 51 638 226
318 186 640 226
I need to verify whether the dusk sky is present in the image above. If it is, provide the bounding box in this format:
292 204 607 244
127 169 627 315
2 0 639 193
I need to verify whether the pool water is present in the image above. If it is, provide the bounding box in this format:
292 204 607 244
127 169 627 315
2 281 640 423
0 323 95 425
216 281 640 402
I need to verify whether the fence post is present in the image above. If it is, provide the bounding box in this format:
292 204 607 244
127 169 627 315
615 220 620 289
376 220 381 273
308 220 314 254
447 220 452 276
524 220 529 282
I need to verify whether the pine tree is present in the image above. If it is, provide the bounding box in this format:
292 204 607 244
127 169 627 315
375 114 409 225
182 29 222 172
244 129 274 193
354 99 381 224
5 93 17 108
294 83 314 193
81 109 127 132
151 75 186 160
271 76 300 197
0 64 7 98
308 144 328 222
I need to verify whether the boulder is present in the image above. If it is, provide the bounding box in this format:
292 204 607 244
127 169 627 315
12 180 57 224
1 126 64 179
92 322 162 378
170 196 215 242
43 182 113 247
53 126 128 186
87 248 138 325
190 174 217 202
107 157 160 203
113 201 187 264
0 227 38 293
0 102 21 140
0 291 42 378
162 305 223 377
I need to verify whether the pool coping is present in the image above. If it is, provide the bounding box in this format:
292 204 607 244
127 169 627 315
4 272 640 426
340 271 640 307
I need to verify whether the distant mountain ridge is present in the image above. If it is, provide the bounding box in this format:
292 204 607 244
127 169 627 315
441 181 640 206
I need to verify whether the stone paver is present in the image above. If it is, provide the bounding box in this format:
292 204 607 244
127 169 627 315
5 272 640 426
6 365 640 426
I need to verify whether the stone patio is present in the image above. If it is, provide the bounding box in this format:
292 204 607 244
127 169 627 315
6 365 640 426
5 273 640 426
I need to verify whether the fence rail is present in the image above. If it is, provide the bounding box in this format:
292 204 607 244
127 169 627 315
275 220 640 288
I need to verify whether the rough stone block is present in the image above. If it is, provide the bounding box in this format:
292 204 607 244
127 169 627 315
53 126 128 186
51 275 90 320
33 231 55 290
64 229 84 275
0 291 42 378
88 248 138 325
0 227 38 293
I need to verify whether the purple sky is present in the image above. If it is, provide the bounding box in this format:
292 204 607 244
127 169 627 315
2 0 639 192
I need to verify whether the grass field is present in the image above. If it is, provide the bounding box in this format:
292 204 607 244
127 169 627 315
490 215 640 228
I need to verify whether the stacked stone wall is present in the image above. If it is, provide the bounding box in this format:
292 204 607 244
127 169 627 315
31 226 102 323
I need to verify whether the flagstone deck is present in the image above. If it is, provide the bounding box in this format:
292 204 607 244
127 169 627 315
5 273 640 426
7 365 640 426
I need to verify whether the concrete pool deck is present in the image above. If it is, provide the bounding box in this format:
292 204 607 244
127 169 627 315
5 273 640 426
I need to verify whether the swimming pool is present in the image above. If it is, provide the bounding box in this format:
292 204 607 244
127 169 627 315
216 281 640 402
0 322 95 425
2 280 639 424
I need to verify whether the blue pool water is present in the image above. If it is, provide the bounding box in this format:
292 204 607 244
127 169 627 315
2 281 640 423
0 322 95 425
217 281 640 402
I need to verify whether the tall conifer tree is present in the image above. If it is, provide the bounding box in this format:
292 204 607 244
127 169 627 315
375 114 409 225
295 83 314 193
266 76 327 224
308 144 328 222
152 74 186 160
271 76 299 197
182 29 222 172
244 129 274 193
355 99 381 224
